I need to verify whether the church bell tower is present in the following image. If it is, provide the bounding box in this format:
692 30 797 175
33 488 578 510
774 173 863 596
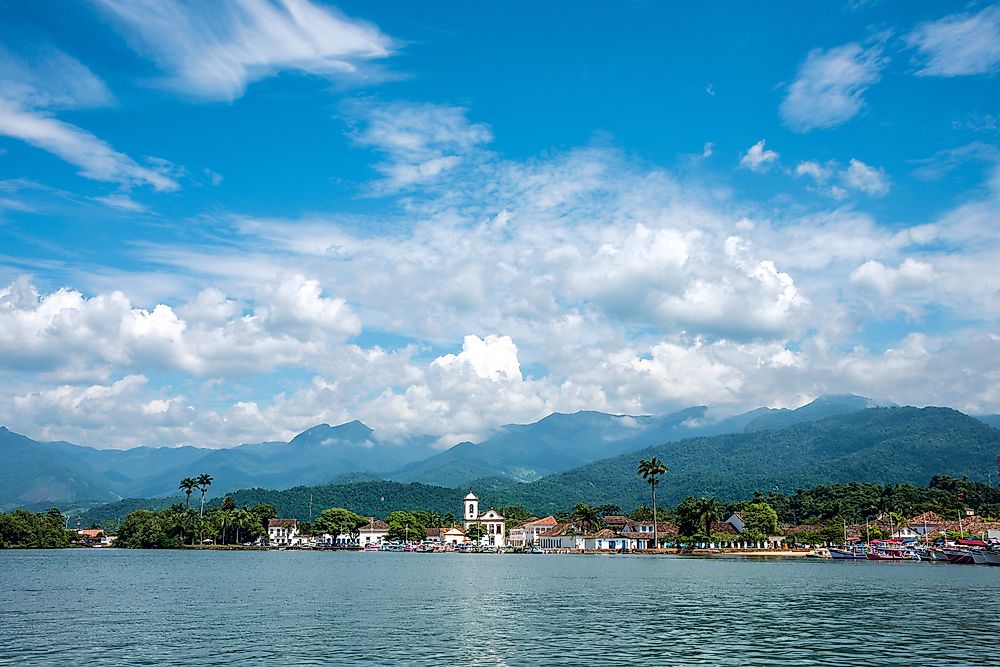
464 491 479 521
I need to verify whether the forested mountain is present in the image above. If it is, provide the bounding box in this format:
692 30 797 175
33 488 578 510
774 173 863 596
0 397 846 508
74 406 1000 525
0 427 120 508
0 394 930 510
384 400 861 487
0 422 438 509
496 407 1000 513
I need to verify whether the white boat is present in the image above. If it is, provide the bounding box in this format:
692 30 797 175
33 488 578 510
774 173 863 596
981 551 1000 566
970 550 990 565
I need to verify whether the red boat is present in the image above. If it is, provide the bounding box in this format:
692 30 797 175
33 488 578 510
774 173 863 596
942 549 974 564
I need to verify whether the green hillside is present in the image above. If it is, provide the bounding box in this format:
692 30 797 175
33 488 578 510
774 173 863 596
74 406 1000 524
494 406 1000 513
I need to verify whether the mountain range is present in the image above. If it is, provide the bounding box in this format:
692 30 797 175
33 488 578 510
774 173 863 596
3 394 996 512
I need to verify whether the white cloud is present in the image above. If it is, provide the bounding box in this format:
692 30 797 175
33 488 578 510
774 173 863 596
432 334 522 382
739 140 779 172
702 142 714 158
795 160 832 181
0 47 180 192
0 102 179 192
0 46 112 109
0 275 359 378
780 43 883 132
850 258 935 299
350 102 493 191
94 0 395 101
94 193 147 212
795 157 889 198
907 6 1000 77
843 158 889 196
7 129 1000 446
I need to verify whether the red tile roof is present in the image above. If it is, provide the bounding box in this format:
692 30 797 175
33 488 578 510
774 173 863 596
268 518 298 528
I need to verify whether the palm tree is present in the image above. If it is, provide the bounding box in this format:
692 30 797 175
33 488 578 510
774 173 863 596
695 497 723 539
178 477 197 509
571 503 602 533
637 457 668 549
196 473 213 517
235 507 256 546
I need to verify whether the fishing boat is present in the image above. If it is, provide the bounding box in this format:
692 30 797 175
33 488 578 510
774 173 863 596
942 549 974 564
981 550 1000 566
866 543 919 561
829 547 866 560
970 550 990 565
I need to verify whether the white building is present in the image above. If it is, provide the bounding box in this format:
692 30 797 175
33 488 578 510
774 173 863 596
268 518 299 546
509 516 558 547
537 524 585 550
355 519 389 546
462 491 506 548
442 526 467 544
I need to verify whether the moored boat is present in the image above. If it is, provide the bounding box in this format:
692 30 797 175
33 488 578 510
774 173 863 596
942 549 974 564
829 548 866 560
981 551 1000 566
970 550 989 565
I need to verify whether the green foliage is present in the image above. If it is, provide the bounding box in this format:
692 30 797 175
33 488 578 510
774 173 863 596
465 523 487 541
497 506 534 526
571 503 603 533
0 509 73 548
674 497 702 537
314 508 367 539
740 502 779 536
116 509 182 549
385 511 428 541
115 500 271 548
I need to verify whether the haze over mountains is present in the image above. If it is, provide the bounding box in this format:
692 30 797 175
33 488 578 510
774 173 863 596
3 395 997 512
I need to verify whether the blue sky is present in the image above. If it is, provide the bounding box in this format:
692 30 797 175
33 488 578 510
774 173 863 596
1 1 999 448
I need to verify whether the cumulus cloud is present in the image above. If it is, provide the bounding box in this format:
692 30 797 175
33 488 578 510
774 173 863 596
739 140 779 172
432 335 522 382
906 6 1000 77
850 258 935 299
780 43 883 132
94 0 395 101
7 127 1000 446
0 275 359 378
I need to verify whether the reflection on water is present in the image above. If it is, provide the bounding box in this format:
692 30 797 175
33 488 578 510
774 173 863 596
1 550 998 666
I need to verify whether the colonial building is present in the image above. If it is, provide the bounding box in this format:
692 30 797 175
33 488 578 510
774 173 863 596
268 518 299 546
442 526 467 545
355 519 389 546
462 491 506 548
509 516 557 547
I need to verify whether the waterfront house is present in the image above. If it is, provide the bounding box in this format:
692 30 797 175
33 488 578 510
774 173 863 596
537 523 586 550
509 516 558 547
268 519 299 546
462 491 507 548
425 527 443 543
442 526 467 544
583 529 623 551
356 519 389 546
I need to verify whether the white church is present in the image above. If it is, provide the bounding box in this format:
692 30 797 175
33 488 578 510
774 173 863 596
462 491 507 548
